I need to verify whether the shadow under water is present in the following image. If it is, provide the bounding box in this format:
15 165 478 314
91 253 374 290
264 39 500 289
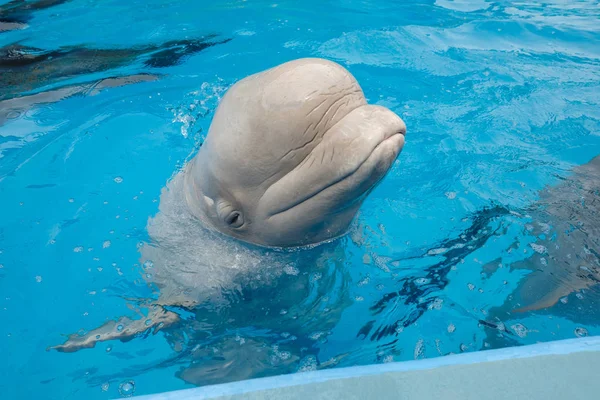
0 35 231 101
0 0 70 32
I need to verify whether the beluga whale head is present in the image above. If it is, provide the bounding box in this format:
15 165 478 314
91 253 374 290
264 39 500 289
183 58 406 247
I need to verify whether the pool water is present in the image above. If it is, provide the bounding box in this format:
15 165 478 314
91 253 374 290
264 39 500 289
1 0 600 398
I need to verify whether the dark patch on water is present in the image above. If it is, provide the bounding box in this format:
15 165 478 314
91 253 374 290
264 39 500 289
360 205 511 341
0 35 232 100
0 0 70 26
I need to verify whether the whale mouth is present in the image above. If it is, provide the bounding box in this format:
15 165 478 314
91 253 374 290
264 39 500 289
265 128 405 219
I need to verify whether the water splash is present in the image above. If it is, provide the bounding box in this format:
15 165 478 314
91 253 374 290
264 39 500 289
170 80 230 139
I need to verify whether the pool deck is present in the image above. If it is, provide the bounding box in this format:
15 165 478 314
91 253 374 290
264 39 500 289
133 336 600 400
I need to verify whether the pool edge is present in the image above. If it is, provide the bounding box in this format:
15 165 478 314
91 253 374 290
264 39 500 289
131 336 600 399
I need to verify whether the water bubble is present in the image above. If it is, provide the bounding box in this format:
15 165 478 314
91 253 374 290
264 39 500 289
35 276 42 283
357 276 370 286
309 331 325 340
116 324 124 332
114 177 124 184
460 344 468 352
106 345 112 353
445 191 457 200
574 327 588 337
144 319 152 327
234 335 246 345
310 272 322 282
143 260 154 269
395 326 404 334
529 243 547 254
279 309 288 315
101 382 109 392
467 283 475 291
73 246 84 253
429 298 443 310
383 355 394 363
576 293 584 300
414 339 425 359
102 241 111 249
447 323 456 333
68 198 75 203
283 265 299 276
118 380 135 397
511 323 528 338
297 355 317 372
560 297 568 304
415 277 430 285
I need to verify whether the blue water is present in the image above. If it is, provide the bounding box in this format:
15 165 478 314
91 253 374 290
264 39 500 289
1 0 600 398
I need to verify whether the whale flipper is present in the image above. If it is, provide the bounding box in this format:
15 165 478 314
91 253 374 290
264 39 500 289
48 305 181 353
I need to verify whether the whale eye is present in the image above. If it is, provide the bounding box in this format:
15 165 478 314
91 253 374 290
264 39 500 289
216 200 244 229
225 211 244 228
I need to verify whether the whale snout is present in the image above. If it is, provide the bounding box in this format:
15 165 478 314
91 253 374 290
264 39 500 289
325 104 406 200
252 104 406 246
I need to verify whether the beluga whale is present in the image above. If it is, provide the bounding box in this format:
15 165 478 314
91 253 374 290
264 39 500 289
50 57 407 367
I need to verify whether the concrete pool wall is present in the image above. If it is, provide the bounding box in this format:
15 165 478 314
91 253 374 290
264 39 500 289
132 336 600 399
